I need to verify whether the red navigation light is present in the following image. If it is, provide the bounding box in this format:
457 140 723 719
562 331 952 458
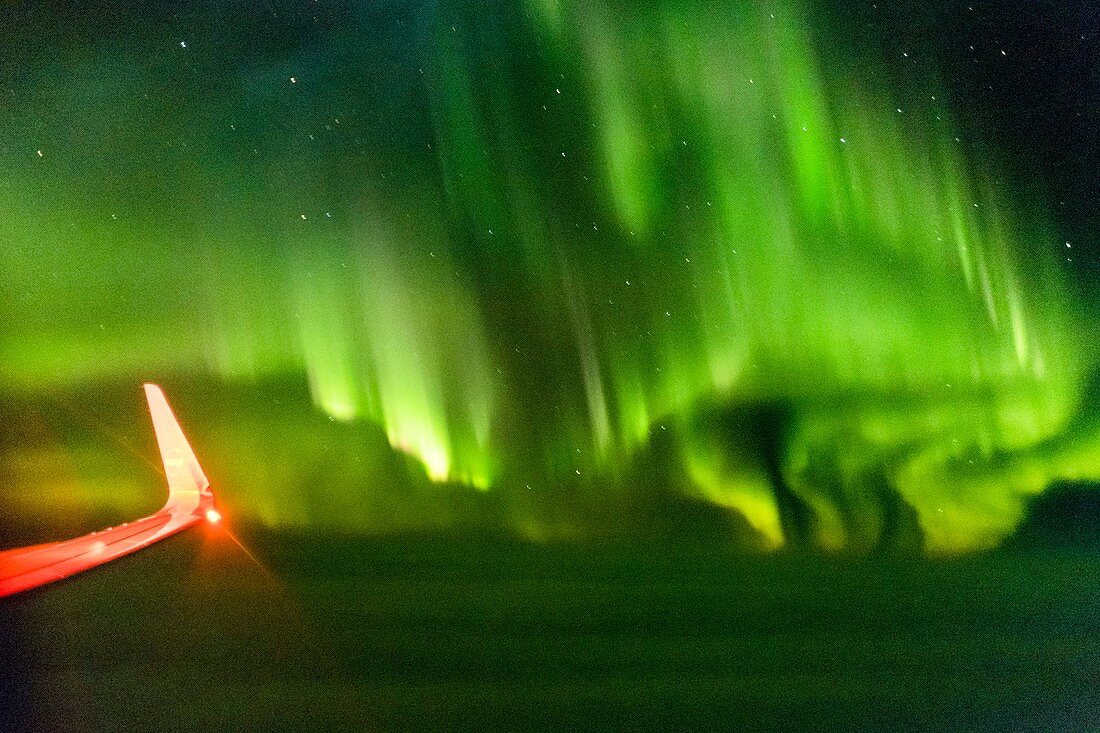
205 509 222 524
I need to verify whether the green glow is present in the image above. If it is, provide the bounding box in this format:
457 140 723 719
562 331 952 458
0 0 1092 551
683 422 785 548
286 210 498 490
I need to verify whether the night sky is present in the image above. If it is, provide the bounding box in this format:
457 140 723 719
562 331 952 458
1 0 1098 552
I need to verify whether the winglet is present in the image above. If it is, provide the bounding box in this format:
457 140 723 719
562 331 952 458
143 383 210 496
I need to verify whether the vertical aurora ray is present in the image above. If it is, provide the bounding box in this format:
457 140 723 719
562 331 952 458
287 198 498 489
0 0 1093 550
440 0 1085 550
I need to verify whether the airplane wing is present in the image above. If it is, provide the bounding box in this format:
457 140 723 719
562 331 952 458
0 384 218 598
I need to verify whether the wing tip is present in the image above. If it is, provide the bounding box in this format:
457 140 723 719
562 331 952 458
143 382 210 495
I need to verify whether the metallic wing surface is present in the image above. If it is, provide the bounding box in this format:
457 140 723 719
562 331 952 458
0 384 216 598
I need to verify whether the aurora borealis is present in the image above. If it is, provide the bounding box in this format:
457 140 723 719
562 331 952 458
1 0 1098 553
